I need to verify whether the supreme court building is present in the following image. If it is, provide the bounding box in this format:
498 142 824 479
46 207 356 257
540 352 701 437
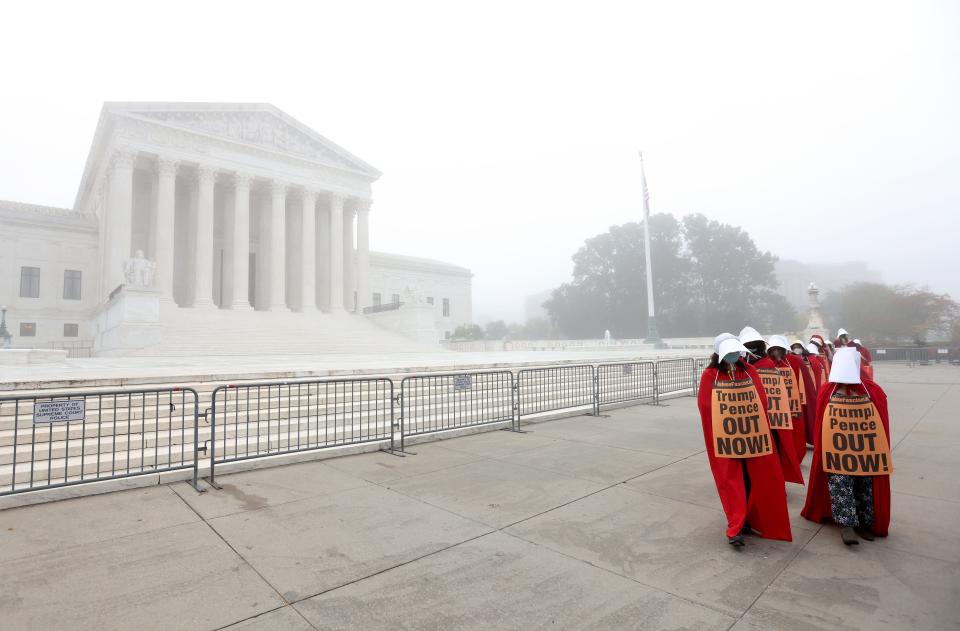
0 103 472 355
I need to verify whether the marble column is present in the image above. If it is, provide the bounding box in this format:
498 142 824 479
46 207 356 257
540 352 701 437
299 190 318 311
106 149 136 296
328 193 345 312
342 205 356 312
356 200 371 312
153 157 178 303
192 166 216 308
268 181 287 310
230 173 252 309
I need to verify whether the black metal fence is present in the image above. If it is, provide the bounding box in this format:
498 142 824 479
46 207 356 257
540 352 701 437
654 358 696 402
0 387 200 497
517 365 597 420
597 362 655 406
400 371 515 450
48 341 94 358
3 358 711 499
872 347 957 364
207 378 394 486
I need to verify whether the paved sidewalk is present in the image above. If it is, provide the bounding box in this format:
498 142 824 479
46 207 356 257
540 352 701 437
1 364 957 630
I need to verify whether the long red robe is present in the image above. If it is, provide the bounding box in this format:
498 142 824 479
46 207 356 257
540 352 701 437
697 362 793 541
753 357 805 484
807 355 824 390
804 355 826 445
800 378 892 536
787 353 817 450
786 353 814 461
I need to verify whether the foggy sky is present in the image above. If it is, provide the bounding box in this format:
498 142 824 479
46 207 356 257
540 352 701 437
2 1 958 323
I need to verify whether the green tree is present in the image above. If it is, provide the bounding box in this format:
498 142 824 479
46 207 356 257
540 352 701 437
483 320 509 340
451 324 484 340
522 317 552 339
822 283 958 345
544 214 690 338
545 213 795 337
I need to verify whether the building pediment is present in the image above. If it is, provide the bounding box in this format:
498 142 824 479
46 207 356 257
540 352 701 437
110 103 380 177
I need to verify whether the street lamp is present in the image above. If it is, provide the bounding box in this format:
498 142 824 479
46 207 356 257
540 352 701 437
0 305 11 348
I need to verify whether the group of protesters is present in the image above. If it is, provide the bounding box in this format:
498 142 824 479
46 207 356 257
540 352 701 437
697 327 892 547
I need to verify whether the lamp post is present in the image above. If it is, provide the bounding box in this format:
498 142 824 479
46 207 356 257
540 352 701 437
0 305 11 348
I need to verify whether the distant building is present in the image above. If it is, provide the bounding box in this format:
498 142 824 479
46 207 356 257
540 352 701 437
0 102 472 354
775 259 882 308
368 252 472 339
524 289 553 322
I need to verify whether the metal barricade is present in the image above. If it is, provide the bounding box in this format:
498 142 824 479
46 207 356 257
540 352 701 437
399 371 515 450
693 357 711 395
596 362 655 407
516 365 596 420
873 348 932 365
654 358 696 402
208 378 393 487
0 387 200 496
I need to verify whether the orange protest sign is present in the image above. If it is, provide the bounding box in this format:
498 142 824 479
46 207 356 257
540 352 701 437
821 393 893 476
755 368 792 429
710 378 774 459
802 362 816 395
778 366 802 417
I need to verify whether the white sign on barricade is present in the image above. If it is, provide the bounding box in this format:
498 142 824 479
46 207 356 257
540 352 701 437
33 400 85 423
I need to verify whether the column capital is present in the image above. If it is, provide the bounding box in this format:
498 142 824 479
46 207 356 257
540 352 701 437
155 156 179 177
328 192 347 207
197 165 218 184
353 197 373 214
111 148 137 169
271 180 289 196
301 188 319 204
233 172 253 190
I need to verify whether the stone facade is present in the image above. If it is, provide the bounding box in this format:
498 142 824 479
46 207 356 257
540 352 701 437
369 252 473 339
0 102 472 352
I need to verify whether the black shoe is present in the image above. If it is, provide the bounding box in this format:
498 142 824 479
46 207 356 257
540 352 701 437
855 526 875 541
728 534 745 547
740 522 752 536
840 527 859 546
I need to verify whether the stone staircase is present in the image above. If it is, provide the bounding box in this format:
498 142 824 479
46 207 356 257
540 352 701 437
115 306 439 356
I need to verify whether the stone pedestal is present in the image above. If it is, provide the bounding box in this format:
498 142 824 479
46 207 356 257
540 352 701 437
366 303 440 344
93 286 163 356
803 282 828 342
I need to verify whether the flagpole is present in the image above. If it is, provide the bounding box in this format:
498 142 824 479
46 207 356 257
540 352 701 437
640 152 662 345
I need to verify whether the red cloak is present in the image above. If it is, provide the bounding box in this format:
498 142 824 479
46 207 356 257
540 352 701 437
786 353 814 459
804 355 826 445
697 362 793 541
806 355 824 391
800 378 892 536
753 357 805 483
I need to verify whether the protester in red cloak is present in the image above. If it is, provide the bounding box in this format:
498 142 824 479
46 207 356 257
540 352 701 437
698 335 792 545
810 334 832 376
789 340 819 450
802 348 892 543
804 344 825 391
852 338 875 381
751 336 805 484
